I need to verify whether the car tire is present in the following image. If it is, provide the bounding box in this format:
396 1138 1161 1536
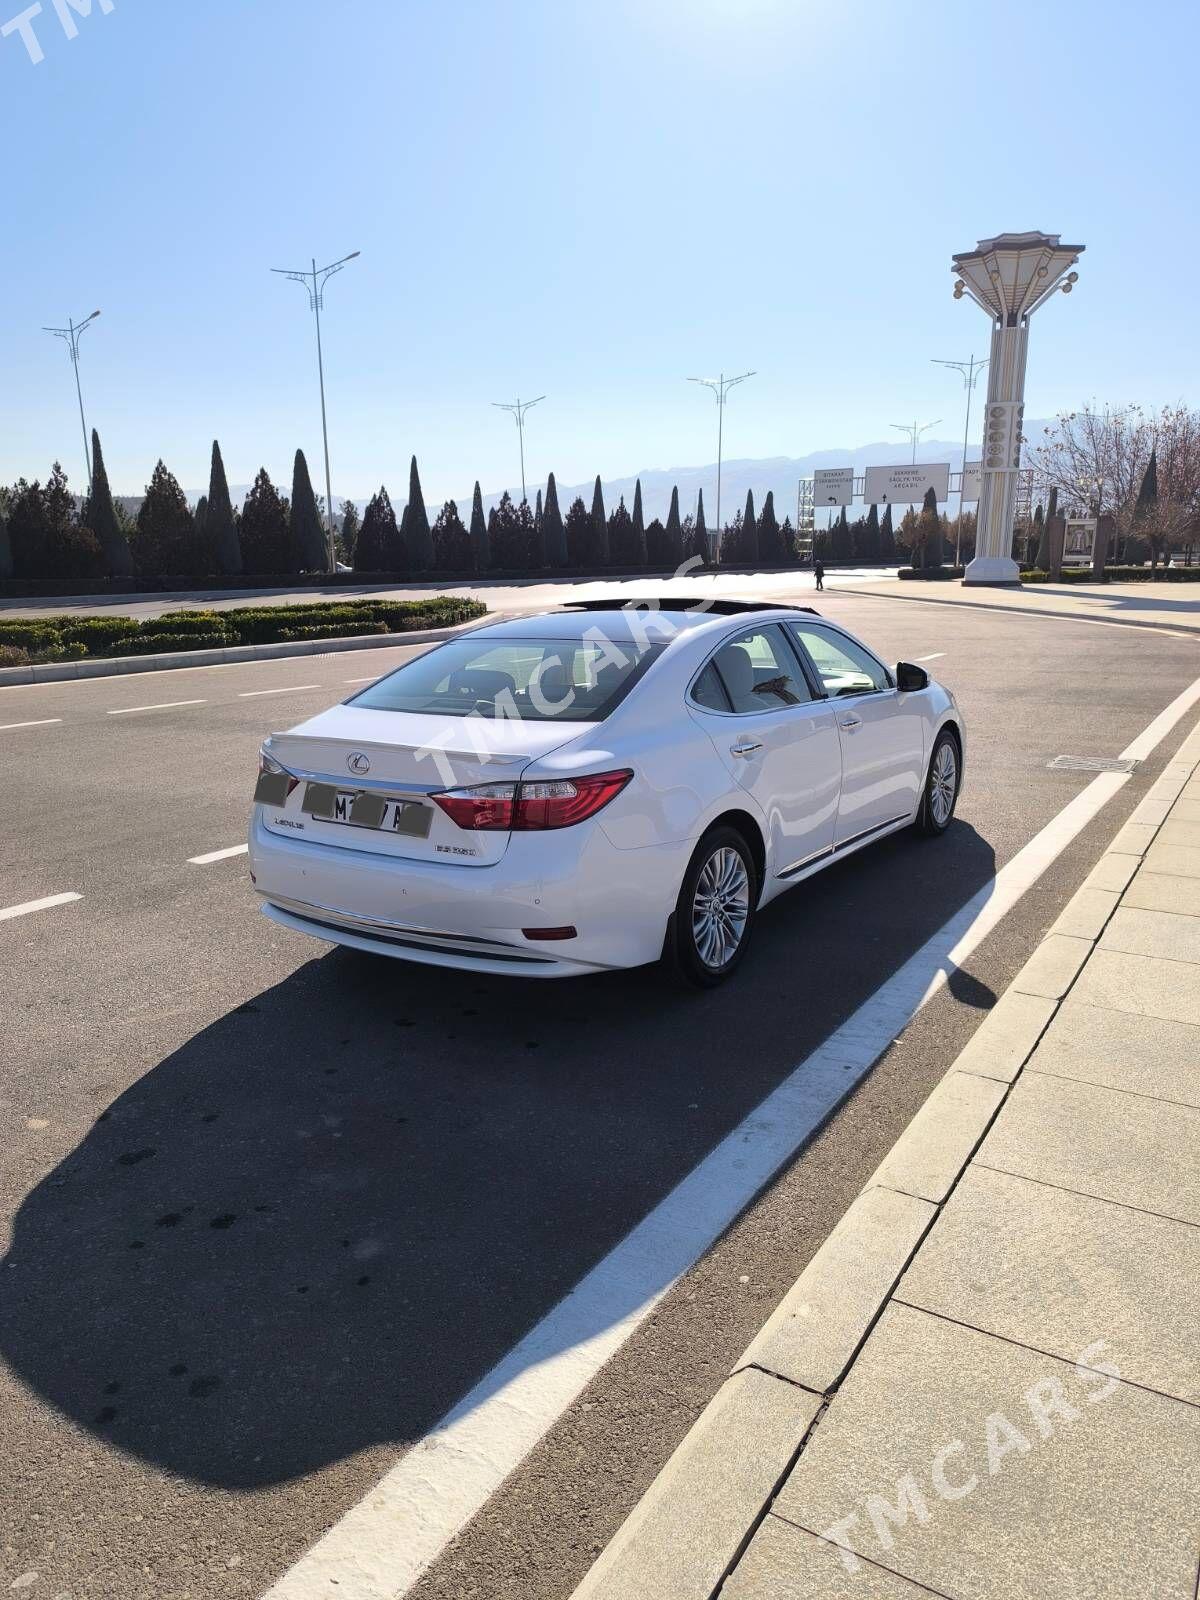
916 729 961 837
668 826 759 988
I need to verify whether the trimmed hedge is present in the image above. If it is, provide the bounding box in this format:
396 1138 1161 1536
1021 565 1200 584
114 631 232 656
0 595 486 665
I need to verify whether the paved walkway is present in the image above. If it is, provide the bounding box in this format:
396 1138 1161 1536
573 716 1200 1600
830 575 1200 638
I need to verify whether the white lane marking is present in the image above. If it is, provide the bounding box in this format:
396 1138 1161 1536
1119 674 1200 762
915 653 945 662
344 676 378 684
107 699 208 716
0 892 82 923
0 718 63 730
263 684 1200 1600
238 685 323 698
188 844 250 865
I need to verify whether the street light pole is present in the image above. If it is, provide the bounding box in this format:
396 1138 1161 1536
932 355 989 569
271 250 361 574
889 418 942 465
951 232 1083 585
687 370 755 562
43 310 101 493
491 395 545 505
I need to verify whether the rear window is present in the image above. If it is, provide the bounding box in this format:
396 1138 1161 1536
349 636 663 722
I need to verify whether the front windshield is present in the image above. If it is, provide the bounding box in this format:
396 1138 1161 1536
349 636 663 722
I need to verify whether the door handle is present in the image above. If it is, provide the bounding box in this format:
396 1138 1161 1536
730 739 763 758
838 714 863 732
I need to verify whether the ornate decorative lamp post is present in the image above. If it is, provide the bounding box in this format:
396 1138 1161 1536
951 232 1083 585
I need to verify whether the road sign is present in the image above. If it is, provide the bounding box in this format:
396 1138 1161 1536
812 467 854 506
863 462 950 504
961 461 982 502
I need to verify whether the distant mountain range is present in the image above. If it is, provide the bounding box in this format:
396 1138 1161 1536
129 427 1049 527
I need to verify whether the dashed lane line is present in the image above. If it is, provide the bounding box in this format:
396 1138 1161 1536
188 844 250 865
238 685 323 698
915 652 945 662
0 892 82 923
0 718 63 730
107 699 208 716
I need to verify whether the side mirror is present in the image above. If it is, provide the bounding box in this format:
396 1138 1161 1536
896 661 929 693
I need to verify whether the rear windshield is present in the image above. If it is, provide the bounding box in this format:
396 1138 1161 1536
349 636 663 722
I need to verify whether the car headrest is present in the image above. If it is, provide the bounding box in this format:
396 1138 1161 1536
719 644 756 704
532 661 572 707
447 667 516 700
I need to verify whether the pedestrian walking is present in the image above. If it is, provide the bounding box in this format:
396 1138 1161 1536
814 559 825 592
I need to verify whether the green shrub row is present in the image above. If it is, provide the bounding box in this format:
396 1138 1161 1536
0 596 487 666
1021 565 1200 584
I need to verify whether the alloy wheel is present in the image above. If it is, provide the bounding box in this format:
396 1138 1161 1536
930 740 958 827
691 845 750 970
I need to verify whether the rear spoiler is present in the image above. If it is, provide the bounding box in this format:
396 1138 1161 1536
557 597 821 617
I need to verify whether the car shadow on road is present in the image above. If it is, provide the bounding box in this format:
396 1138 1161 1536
0 821 995 1491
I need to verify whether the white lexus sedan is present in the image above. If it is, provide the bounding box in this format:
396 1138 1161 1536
248 599 964 986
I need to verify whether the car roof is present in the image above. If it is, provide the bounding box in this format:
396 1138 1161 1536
467 599 820 645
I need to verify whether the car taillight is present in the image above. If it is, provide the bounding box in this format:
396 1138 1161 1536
254 747 300 804
432 769 632 832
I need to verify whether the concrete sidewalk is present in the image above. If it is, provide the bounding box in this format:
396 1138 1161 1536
829 574 1200 638
574 720 1200 1600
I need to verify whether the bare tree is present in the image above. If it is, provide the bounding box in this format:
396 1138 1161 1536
1028 403 1200 562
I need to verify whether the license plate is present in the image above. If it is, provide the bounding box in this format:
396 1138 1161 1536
304 782 431 838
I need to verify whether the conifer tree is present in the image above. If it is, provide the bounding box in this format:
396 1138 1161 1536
0 493 10 579
564 495 591 566
758 490 781 563
921 486 945 568
338 500 360 564
779 515 797 563
542 473 566 566
134 459 197 575
608 496 634 565
85 430 134 576
490 491 535 569
590 475 609 566
632 478 647 564
204 440 242 575
662 485 683 566
405 456 433 569
879 502 895 560
830 505 853 563
692 488 709 563
739 489 759 564
860 503 881 562
469 481 489 571
237 468 291 573
432 500 471 569
290 449 328 570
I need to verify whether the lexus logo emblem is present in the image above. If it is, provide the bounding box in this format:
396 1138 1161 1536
347 752 371 775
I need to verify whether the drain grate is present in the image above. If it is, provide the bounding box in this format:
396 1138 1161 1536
1047 754 1141 774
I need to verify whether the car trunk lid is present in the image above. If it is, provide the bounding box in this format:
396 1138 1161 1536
259 703 591 865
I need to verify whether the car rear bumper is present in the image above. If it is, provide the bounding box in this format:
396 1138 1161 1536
248 808 689 976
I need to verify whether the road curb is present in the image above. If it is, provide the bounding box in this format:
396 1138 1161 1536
0 619 483 687
570 712 1200 1600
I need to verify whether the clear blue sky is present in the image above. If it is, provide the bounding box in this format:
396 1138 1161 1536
3 0 1197 504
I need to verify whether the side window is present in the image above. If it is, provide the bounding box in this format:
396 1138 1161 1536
706 625 813 714
788 624 890 698
691 660 732 712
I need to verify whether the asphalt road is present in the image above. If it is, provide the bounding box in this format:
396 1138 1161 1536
1 591 1197 1600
